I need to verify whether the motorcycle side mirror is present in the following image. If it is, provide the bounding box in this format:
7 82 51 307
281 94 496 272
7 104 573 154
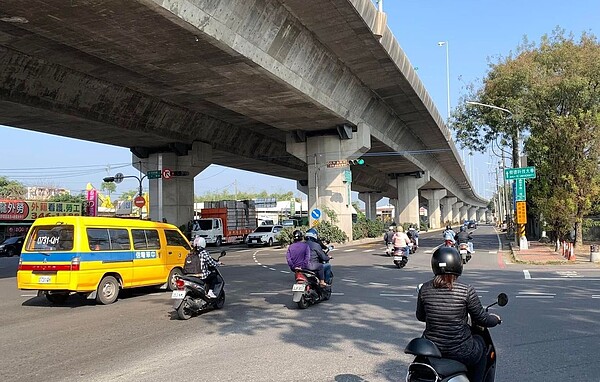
416 283 423 292
497 293 508 307
328 244 335 251
218 251 227 259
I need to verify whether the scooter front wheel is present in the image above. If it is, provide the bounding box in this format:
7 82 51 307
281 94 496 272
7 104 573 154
176 296 193 320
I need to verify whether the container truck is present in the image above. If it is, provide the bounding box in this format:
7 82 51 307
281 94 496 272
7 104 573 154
190 200 257 246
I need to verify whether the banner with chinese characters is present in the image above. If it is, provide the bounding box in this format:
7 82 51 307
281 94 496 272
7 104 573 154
0 199 83 220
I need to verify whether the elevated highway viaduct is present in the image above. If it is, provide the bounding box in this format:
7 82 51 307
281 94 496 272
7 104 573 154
0 0 487 239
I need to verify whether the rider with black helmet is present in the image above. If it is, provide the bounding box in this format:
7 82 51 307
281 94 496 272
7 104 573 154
416 247 501 382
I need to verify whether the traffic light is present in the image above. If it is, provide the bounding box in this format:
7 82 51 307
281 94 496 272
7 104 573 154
349 158 365 165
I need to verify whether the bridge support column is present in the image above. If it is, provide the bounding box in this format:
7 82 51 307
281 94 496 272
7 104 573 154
452 201 463 225
441 197 456 227
459 205 469 223
421 189 446 230
390 172 430 227
133 141 211 229
286 124 371 241
477 208 486 222
359 192 382 220
468 206 478 222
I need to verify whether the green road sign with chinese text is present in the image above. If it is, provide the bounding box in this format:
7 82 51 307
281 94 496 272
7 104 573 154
146 170 162 179
515 179 526 201
504 166 536 180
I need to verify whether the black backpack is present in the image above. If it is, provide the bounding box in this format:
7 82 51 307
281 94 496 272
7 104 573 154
183 251 202 274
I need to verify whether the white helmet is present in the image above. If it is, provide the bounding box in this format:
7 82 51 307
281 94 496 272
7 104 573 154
193 236 206 249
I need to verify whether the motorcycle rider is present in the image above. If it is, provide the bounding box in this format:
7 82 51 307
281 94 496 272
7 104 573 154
443 225 456 246
305 228 331 286
455 226 473 251
416 247 501 382
383 226 395 255
286 229 311 271
392 225 411 257
407 225 419 246
189 237 223 299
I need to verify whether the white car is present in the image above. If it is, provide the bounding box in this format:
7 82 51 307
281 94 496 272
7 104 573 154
246 225 283 247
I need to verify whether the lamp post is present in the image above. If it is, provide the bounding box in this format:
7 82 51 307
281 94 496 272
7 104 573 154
466 101 527 249
438 41 451 122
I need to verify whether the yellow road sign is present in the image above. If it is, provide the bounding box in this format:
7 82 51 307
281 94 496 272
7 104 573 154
516 201 527 224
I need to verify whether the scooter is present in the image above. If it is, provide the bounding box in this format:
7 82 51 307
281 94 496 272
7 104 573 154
457 242 472 264
385 242 394 256
171 251 226 320
393 246 409 269
404 293 508 382
292 246 334 309
409 238 418 254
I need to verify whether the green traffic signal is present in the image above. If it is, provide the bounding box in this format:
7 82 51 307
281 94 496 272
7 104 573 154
349 158 365 165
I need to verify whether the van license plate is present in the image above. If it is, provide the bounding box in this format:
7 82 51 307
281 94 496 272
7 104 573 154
38 276 51 283
171 290 186 299
292 284 305 292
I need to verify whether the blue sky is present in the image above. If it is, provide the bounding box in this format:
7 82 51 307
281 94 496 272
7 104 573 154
1 0 598 202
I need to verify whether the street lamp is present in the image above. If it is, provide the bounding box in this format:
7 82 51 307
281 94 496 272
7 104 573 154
438 41 451 122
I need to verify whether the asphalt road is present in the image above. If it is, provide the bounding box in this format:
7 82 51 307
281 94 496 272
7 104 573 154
1 225 599 381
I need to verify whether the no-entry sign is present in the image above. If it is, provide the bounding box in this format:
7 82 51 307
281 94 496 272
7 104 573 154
133 196 146 208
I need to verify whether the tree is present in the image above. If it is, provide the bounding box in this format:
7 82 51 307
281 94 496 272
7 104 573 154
100 181 116 196
0 177 27 199
452 29 600 247
118 189 139 201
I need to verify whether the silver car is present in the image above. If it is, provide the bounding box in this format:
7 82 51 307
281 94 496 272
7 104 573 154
246 225 283 247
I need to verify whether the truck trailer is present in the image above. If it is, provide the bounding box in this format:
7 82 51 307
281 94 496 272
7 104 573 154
190 200 257 246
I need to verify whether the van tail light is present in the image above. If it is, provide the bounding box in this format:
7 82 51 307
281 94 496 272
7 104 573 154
176 279 185 290
71 257 80 271
18 257 23 271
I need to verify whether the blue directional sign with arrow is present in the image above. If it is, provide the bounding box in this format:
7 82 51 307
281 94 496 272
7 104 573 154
310 208 322 220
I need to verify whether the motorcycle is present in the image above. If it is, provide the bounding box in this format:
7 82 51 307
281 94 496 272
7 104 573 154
393 246 409 269
292 246 334 309
404 292 508 382
408 237 418 254
385 242 394 256
457 242 472 264
171 251 226 320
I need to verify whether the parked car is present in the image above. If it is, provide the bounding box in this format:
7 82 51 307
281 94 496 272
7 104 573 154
246 225 283 247
0 236 25 257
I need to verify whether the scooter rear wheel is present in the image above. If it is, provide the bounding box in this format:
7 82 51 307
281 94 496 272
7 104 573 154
176 296 193 320
214 290 225 309
297 295 309 309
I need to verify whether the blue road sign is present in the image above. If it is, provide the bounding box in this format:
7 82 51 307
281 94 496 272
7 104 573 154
311 208 322 220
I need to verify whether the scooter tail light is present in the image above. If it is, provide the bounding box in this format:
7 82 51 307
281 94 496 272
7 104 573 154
175 279 185 289
295 272 307 282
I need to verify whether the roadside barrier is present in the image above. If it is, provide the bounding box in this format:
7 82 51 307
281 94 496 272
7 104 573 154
560 241 575 261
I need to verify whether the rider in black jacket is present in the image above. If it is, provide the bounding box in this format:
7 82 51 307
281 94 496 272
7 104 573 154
455 226 473 246
416 247 501 382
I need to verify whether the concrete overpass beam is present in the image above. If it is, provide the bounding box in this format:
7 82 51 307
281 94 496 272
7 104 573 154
390 172 430 227
452 201 464 225
421 189 447 230
441 197 457 227
286 124 371 241
133 141 212 229
358 192 383 220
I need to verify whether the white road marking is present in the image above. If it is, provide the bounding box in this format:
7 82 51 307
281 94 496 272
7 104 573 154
488 251 497 254
523 270 531 279
518 291 556 295
516 291 555 298
21 294 37 297
369 282 389 286
250 292 278 295
343 249 355 252
380 294 413 297
363 249 375 252
515 295 555 299
556 271 583 278
341 279 356 283
331 292 344 296
280 270 290 274
592 295 600 299
268 267 276 271
424 250 432 254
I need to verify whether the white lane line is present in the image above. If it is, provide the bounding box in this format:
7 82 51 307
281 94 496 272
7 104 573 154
518 291 556 295
268 267 276 271
516 291 556 298
331 292 345 296
343 249 355 252
477 290 489 293
516 295 555 299
494 227 502 252
250 292 278 295
592 295 600 299
369 282 389 286
380 294 413 297
524 270 531 279
424 250 432 254
262 265 269 268
21 294 37 297
341 279 356 283
280 270 290 274
363 249 375 252
489 251 497 254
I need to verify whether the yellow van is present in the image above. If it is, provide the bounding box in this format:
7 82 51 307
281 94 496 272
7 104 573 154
17 216 191 304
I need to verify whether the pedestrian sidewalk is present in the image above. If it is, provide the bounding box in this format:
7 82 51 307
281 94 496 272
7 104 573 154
509 239 600 266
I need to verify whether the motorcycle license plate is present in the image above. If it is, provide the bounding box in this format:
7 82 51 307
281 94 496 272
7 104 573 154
292 284 305 292
171 290 186 299
393 256 404 261
460 249 468 254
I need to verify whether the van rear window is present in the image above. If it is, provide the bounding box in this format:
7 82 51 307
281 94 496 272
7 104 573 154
131 229 161 250
87 228 131 251
27 225 74 251
165 230 190 249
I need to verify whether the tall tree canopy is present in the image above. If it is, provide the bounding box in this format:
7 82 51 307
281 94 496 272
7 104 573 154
452 29 600 246
0 177 26 199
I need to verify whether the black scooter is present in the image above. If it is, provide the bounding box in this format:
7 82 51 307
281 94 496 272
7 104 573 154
404 293 508 382
393 246 409 268
291 246 334 309
171 251 226 320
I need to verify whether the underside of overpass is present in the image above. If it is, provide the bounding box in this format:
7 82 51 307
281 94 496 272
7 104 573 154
0 0 486 231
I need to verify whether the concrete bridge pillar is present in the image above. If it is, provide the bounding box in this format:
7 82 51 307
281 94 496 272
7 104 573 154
286 124 371 241
468 206 478 221
421 189 447 230
390 172 430 227
441 197 456 227
459 205 469 223
359 192 382 220
476 208 486 222
452 201 464 225
133 141 211 229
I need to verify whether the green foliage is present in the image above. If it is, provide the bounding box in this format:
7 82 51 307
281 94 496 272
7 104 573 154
100 181 116 195
118 189 139 201
322 206 338 223
352 215 386 240
195 190 296 202
47 194 85 203
452 29 600 245
0 176 26 199
278 221 349 247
